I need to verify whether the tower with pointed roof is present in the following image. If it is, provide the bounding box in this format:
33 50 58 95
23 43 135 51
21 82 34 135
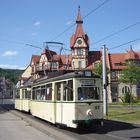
70 6 89 69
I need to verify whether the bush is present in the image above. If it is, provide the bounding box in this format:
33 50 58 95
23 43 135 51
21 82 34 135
120 92 136 103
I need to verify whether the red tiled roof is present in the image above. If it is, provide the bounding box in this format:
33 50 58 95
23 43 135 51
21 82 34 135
42 48 57 61
83 51 102 70
109 53 127 70
50 55 60 61
60 55 72 65
32 55 40 63
125 47 139 60
88 51 102 66
109 48 140 70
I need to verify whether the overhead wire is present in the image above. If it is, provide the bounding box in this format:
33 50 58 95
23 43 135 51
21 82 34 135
0 0 110 51
93 21 140 45
109 37 140 50
51 0 110 41
0 37 42 49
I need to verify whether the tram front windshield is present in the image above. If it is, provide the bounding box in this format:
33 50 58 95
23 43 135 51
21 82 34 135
78 87 100 100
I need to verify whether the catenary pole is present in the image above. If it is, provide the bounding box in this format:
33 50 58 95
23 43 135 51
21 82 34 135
102 45 108 116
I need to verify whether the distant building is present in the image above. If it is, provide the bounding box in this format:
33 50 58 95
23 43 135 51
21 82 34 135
18 7 140 103
108 47 140 102
0 77 13 99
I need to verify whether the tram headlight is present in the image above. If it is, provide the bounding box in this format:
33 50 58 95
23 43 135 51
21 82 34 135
86 109 93 116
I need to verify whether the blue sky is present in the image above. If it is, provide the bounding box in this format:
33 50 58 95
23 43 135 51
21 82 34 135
0 0 140 69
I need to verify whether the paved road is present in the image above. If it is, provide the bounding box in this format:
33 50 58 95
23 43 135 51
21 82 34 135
0 105 56 140
1 104 140 140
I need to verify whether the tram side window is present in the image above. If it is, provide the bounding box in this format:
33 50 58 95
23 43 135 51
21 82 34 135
15 89 20 99
56 83 61 101
41 85 46 100
27 90 31 99
63 80 73 101
36 86 41 100
32 87 36 100
25 89 28 99
46 84 52 100
67 80 73 101
22 89 24 99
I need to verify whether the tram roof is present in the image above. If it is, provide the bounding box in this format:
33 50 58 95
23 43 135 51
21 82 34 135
32 71 100 86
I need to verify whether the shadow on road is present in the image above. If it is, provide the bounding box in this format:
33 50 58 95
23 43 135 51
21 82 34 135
0 104 14 114
66 119 139 134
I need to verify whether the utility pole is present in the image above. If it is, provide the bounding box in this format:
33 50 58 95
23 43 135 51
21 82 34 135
102 45 108 116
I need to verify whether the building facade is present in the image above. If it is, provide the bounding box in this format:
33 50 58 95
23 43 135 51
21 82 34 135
18 7 140 103
108 47 140 102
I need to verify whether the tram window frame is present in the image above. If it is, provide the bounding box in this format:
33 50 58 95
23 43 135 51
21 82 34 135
63 80 73 101
32 87 36 100
67 80 73 101
27 90 31 99
78 86 100 100
63 82 67 101
24 89 28 99
40 85 46 100
36 86 41 100
46 83 52 100
56 83 61 101
15 89 20 99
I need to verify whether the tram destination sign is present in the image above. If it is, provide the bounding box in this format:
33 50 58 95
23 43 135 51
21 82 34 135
80 79 96 86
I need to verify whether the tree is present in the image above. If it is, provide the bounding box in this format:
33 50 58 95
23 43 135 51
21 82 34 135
119 61 140 104
93 62 110 85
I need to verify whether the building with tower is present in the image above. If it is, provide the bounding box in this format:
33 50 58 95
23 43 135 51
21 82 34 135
18 7 140 103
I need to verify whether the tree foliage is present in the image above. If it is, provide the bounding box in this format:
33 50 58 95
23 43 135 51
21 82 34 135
119 62 140 85
0 68 23 84
119 62 140 103
93 62 110 78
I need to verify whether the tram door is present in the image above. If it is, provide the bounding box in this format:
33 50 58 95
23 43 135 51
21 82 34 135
55 82 64 124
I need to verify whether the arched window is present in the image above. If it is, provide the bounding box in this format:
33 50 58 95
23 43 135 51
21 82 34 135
122 86 130 94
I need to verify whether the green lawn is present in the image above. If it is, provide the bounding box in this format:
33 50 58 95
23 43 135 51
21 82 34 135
106 106 140 124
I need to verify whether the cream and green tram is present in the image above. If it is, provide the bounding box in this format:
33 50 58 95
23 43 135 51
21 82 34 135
15 86 31 112
30 71 103 128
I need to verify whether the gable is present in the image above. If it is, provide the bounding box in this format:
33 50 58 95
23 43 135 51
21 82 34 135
21 65 32 78
74 37 87 48
39 53 48 64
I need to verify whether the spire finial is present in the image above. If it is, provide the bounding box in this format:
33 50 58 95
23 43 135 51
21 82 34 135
78 5 80 10
130 45 133 50
76 5 83 24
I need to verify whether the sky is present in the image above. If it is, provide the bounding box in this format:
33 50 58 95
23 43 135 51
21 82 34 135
0 0 140 69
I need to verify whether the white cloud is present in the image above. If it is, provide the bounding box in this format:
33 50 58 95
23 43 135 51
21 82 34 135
0 64 25 70
34 21 41 26
66 20 73 25
1 51 18 57
133 43 140 51
31 32 39 36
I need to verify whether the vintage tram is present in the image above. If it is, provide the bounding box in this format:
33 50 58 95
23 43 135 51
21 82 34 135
15 71 103 128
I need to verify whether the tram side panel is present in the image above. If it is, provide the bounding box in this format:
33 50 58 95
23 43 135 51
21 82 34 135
30 83 56 124
21 88 31 112
30 101 55 123
22 99 30 112
54 79 77 128
15 88 23 110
